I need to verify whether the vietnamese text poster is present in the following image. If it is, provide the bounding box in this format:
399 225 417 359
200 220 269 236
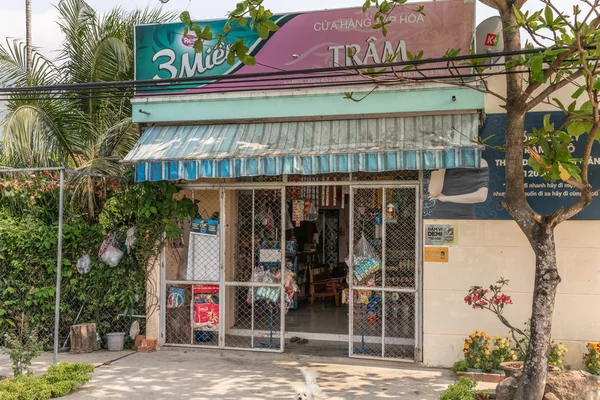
424 111 600 220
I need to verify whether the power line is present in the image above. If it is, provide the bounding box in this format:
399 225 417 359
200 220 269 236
0 63 491 98
0 68 531 102
0 45 589 95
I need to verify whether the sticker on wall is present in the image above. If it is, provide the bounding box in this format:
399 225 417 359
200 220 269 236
425 224 458 247
424 247 449 263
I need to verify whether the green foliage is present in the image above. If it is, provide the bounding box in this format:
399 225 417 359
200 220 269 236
451 360 468 373
0 362 94 400
0 177 196 348
1 320 44 377
438 377 489 400
0 0 177 218
180 0 279 66
526 114 582 184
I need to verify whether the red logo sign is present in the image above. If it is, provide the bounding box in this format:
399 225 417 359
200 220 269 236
485 33 498 47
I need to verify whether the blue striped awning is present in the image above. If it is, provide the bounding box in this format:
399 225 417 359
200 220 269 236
124 114 483 182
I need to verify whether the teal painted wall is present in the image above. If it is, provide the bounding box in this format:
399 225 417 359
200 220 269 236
132 86 485 124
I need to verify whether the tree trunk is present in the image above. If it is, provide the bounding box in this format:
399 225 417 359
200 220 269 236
25 0 32 79
513 225 561 400
497 3 562 399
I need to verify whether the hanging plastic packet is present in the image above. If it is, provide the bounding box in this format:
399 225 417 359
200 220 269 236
305 200 318 222
76 254 91 274
345 234 382 283
125 227 136 252
129 320 140 340
101 236 124 267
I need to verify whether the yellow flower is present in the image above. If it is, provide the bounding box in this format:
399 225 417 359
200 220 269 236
597 361 600 366
467 339 473 344
485 350 490 356
500 345 504 349
475 330 479 334
480 331 487 337
500 357 505 361
476 358 480 362
509 350 515 355
470 355 473 359
486 336 491 340
588 363 593 367
470 334 476 339
483 345 489 349
558 360 563 364
551 362 556 366
464 344 469 349
556 352 562 357
512 355 518 361
494 346 500 351
595 355 599 359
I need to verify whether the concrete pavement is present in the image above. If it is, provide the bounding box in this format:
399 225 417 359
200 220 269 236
1 348 495 399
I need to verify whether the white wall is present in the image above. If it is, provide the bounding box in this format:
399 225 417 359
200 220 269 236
423 219 600 368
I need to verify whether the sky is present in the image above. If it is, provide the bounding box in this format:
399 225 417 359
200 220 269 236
0 0 577 60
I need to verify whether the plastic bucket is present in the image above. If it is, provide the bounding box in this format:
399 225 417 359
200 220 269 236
106 332 125 351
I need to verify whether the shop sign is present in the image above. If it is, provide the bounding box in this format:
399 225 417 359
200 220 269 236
425 224 458 246
423 112 600 220
135 0 475 94
424 247 449 262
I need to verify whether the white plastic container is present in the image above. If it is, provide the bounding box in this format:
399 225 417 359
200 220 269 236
106 332 125 351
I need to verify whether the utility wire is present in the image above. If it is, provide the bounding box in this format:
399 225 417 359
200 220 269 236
0 45 591 95
0 68 532 102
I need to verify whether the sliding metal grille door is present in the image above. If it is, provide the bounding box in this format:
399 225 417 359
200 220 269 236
349 184 420 361
223 188 285 352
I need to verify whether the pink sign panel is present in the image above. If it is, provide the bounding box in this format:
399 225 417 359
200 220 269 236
134 0 475 94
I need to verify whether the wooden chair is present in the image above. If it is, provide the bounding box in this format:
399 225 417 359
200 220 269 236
308 264 339 306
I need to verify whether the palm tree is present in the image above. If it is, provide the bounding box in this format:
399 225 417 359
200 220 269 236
0 0 176 217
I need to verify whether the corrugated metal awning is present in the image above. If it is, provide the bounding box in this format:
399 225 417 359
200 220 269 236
124 114 482 182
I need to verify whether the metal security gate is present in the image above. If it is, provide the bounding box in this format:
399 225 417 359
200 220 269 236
348 184 421 361
162 175 421 359
222 188 286 352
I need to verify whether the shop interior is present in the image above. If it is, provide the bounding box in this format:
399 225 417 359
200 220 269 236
283 185 350 354
163 182 417 359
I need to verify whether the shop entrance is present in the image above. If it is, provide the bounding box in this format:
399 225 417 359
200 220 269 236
349 185 419 361
161 179 421 361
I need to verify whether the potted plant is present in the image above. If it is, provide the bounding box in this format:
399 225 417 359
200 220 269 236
583 342 600 381
463 330 490 373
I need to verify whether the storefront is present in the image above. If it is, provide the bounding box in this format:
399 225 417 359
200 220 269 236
122 0 600 367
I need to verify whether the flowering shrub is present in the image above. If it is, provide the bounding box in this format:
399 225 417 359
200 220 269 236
583 342 600 375
464 278 513 309
491 336 516 370
463 330 491 370
463 278 530 358
1 319 43 377
548 341 568 369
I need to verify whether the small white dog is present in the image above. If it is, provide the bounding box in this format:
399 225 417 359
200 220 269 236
295 367 324 400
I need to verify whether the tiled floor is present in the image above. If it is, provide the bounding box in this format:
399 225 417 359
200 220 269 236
286 300 349 335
